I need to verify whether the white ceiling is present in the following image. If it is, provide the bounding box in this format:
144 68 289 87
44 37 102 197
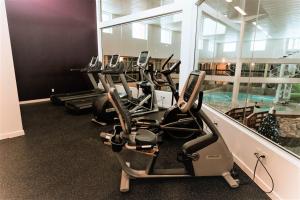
101 0 300 41
102 0 174 16
205 0 300 40
101 0 180 31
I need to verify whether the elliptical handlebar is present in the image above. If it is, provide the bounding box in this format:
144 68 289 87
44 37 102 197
161 54 174 70
161 60 181 75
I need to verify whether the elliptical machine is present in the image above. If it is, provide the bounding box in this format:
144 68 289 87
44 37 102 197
144 54 203 139
100 70 239 192
92 51 159 124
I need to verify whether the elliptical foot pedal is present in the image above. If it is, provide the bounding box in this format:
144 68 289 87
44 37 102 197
120 162 130 192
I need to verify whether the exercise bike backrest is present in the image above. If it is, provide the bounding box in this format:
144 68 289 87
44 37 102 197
108 88 132 135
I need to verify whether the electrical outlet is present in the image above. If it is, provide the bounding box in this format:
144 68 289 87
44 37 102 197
255 148 268 162
212 117 220 127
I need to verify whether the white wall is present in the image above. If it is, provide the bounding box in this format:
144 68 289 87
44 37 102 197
102 24 181 59
203 105 300 200
216 39 286 60
0 0 24 140
196 39 287 62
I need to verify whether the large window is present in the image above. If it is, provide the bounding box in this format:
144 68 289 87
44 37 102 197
132 23 148 40
161 29 172 44
250 40 266 51
203 18 226 36
194 0 300 158
288 38 300 50
101 12 182 94
223 42 236 52
208 40 214 52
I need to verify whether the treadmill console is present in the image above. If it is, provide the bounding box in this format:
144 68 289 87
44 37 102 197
88 56 102 73
137 51 150 66
177 71 206 113
110 54 120 66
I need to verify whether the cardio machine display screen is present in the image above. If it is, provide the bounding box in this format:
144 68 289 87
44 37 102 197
184 74 199 102
110 55 119 65
138 51 149 64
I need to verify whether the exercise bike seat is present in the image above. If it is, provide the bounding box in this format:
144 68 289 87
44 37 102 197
135 129 157 146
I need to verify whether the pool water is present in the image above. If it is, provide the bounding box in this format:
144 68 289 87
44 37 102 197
203 92 274 105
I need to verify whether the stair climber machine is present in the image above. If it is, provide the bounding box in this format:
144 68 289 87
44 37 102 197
100 70 240 192
50 57 105 105
64 55 119 113
92 51 159 124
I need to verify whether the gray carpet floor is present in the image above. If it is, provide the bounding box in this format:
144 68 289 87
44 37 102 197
0 102 269 200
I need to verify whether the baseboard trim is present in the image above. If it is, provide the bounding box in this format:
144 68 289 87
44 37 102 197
233 154 280 200
19 98 50 105
0 129 25 140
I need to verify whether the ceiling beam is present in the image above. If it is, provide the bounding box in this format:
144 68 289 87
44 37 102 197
201 3 240 31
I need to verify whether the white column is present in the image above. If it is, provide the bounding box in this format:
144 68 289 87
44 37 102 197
274 64 286 103
231 20 245 108
262 64 269 89
96 0 103 61
0 0 24 140
179 0 198 90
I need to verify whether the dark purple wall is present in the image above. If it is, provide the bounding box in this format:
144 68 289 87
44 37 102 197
5 0 98 101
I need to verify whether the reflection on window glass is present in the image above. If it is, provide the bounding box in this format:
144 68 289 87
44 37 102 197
250 40 266 51
208 40 214 52
102 12 112 33
161 29 172 44
223 42 236 52
132 23 148 40
203 18 226 36
101 0 177 18
287 38 300 50
195 0 300 158
198 39 203 50
101 12 182 94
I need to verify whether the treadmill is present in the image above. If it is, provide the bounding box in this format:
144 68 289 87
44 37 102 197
64 55 120 113
50 57 105 105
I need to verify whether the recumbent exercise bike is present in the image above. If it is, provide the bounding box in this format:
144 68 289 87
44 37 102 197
100 70 239 192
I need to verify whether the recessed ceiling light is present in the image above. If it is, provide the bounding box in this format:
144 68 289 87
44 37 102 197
225 0 233 2
234 6 247 16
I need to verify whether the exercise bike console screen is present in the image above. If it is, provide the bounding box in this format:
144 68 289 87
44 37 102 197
110 54 119 66
184 74 199 102
138 51 149 65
